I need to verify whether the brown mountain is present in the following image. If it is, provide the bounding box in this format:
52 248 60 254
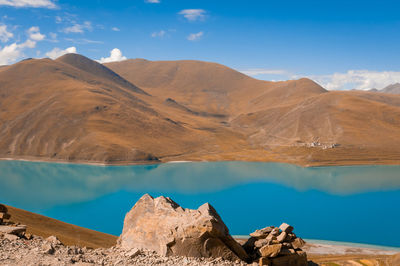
105 59 327 116
0 54 218 163
1 54 400 165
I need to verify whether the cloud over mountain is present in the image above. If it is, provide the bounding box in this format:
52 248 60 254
45 46 77 59
98 48 127 63
306 70 400 91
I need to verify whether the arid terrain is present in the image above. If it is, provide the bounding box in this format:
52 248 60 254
1 54 400 166
2 205 399 266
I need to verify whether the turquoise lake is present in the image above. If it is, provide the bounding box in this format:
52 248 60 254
0 160 399 248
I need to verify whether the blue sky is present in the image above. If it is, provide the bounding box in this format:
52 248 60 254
1 0 400 90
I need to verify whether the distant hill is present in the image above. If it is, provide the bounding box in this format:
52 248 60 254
1 54 400 165
381 83 400 94
105 59 327 115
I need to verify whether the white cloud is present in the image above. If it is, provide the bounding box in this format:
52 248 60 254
55 16 62 23
0 43 21 65
0 0 56 8
303 70 400 91
241 69 289 76
241 67 400 91
151 30 166 38
145 0 160 3
187 31 203 41
0 39 37 65
48 32 58 42
27 26 45 41
98 48 127 63
20 39 36 48
111 27 120 32
45 46 76 59
178 9 206 21
63 21 92 34
64 38 103 44
0 25 13 42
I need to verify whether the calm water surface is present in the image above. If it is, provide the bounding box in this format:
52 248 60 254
0 161 399 247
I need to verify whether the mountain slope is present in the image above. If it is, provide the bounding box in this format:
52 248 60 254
105 59 327 115
6 205 117 248
106 59 400 165
381 83 400 94
0 56 220 163
1 55 400 165
56 54 148 95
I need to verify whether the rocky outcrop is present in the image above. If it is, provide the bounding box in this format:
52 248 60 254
118 194 249 261
0 204 27 239
243 223 307 265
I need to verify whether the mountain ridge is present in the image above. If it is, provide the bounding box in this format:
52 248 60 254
1 54 400 166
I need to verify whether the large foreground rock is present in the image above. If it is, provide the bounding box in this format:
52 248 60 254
118 194 249 261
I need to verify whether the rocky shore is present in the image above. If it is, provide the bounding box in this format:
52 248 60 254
1 199 399 266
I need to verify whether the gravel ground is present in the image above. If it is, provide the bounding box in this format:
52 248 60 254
0 233 249 266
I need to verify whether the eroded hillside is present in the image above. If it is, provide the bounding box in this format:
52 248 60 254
1 54 400 165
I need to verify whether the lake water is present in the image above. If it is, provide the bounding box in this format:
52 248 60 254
0 160 399 248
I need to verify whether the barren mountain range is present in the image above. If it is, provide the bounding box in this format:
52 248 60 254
1 54 400 166
381 83 400 94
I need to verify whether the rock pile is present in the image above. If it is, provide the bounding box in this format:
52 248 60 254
243 223 307 265
0 204 28 240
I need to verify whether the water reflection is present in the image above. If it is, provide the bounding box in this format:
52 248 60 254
1 160 400 208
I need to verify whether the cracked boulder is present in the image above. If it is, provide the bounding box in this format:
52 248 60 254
118 194 249 262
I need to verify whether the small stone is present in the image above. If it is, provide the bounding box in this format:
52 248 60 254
270 253 307 265
254 238 270 248
265 234 276 242
291 238 306 249
276 232 287 243
42 243 55 254
0 225 26 235
270 227 280 236
259 257 271 266
279 248 296 255
250 229 268 239
125 248 141 258
250 226 274 239
287 233 296 241
4 233 19 241
0 213 11 220
282 242 293 248
279 223 294 233
259 244 282 258
46 235 62 245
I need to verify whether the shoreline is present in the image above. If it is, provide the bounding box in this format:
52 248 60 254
303 239 400 255
1 156 400 168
